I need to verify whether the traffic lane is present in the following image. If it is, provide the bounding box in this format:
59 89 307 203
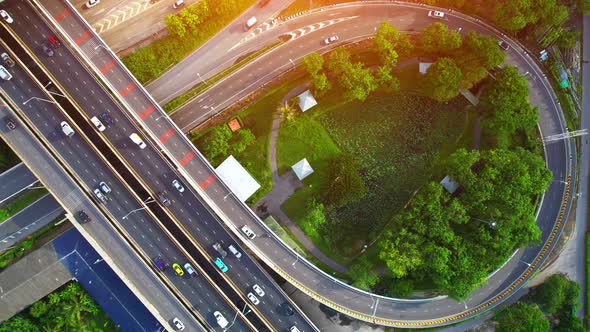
0 41 240 331
0 86 205 331
146 0 297 103
0 163 38 204
0 193 63 250
35 0 314 327
5 6 257 330
167 184 305 326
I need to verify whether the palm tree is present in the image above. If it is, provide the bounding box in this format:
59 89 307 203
278 102 297 121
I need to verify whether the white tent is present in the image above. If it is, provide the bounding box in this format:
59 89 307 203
291 158 314 180
215 155 261 202
419 62 434 74
297 90 317 112
440 175 459 193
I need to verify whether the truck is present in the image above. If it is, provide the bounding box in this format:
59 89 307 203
213 242 227 258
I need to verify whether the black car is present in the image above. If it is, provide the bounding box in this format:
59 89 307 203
4 116 17 131
499 40 510 51
280 303 294 316
76 211 91 223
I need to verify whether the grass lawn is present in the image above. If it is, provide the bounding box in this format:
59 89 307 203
191 76 308 205
279 90 472 259
0 190 49 224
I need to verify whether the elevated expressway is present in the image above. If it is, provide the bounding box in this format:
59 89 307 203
4 1 317 331
33 0 577 328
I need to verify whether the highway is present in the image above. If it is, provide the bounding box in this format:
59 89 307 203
3 0 576 328
0 21 255 332
2 1 317 331
0 163 38 204
0 57 207 331
141 1 575 327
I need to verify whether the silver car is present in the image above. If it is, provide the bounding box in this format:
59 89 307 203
172 179 185 193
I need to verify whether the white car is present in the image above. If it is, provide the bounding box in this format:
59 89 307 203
324 35 339 45
85 0 100 8
241 225 256 239
172 179 185 193
252 284 265 297
60 121 75 137
214 311 229 328
172 317 185 331
247 292 260 305
91 116 106 132
290 327 301 332
99 181 111 194
93 188 107 203
428 10 445 19
0 10 13 24
129 133 146 149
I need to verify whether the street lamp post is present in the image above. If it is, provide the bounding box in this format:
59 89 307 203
472 217 497 229
122 197 155 220
291 254 299 267
224 303 251 331
197 72 204 83
23 97 56 105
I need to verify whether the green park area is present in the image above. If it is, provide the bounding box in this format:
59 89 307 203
194 20 552 300
0 282 118 332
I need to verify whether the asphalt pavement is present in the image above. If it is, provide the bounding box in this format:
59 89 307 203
3 1 314 331
147 0 296 104
0 194 64 252
0 83 204 331
0 163 38 204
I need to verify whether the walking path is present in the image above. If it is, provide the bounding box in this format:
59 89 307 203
253 83 348 274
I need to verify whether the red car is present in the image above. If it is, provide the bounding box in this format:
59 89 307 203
48 35 61 48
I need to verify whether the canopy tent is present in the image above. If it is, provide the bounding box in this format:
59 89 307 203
215 155 261 202
440 175 459 193
291 158 314 180
297 90 317 112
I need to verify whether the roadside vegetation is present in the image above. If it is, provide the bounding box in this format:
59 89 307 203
195 19 550 299
0 189 49 224
0 215 68 269
494 274 585 332
123 0 256 83
0 282 118 332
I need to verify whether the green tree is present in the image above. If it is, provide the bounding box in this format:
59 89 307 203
310 73 331 96
532 274 580 315
0 316 39 332
456 31 506 89
348 256 379 290
301 199 327 230
388 279 414 297
555 314 586 332
326 47 352 76
321 154 366 207
340 63 378 101
492 0 536 32
419 23 462 54
303 52 324 76
378 228 423 278
165 14 187 38
556 30 579 49
495 302 550 332
582 0 590 14
29 300 48 318
230 129 255 155
423 57 463 101
374 21 413 59
376 66 400 93
481 66 538 135
200 126 232 161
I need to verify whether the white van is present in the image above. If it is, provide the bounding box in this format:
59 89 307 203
228 244 242 259
129 133 146 149
214 311 229 328
244 16 257 30
0 65 12 81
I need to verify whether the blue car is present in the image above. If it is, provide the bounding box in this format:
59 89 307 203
100 112 113 126
214 257 228 273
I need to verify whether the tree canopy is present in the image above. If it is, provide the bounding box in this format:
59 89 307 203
532 274 580 315
377 147 551 299
481 66 538 135
495 302 550 332
423 57 463 102
419 23 462 55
